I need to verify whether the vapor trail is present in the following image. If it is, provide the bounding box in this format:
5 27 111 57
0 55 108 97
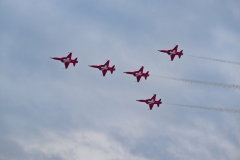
186 55 240 65
153 75 240 90
165 103 240 114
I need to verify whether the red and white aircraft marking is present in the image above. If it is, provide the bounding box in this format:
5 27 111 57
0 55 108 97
136 94 162 110
158 45 183 61
51 52 78 69
89 60 116 76
124 66 149 82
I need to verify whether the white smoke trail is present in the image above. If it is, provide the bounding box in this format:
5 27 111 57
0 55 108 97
165 103 240 114
186 55 240 65
153 75 240 90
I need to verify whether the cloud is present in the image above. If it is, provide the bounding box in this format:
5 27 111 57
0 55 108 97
165 118 240 160
16 130 147 160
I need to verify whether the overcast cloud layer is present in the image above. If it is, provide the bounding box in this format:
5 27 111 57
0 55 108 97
1 0 240 160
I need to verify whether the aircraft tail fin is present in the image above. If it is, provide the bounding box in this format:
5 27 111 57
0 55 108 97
178 50 183 58
157 99 162 107
144 71 149 80
110 65 115 74
73 58 78 66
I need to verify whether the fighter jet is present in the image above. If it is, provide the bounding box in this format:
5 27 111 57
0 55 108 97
136 94 162 110
51 52 78 69
158 45 183 61
124 66 149 82
89 60 116 76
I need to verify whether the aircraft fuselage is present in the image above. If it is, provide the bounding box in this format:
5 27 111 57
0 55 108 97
101 65 108 70
135 72 142 77
169 50 176 55
147 99 155 104
63 58 70 63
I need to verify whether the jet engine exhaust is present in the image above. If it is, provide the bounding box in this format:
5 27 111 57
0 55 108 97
186 55 240 65
152 75 240 90
165 103 240 114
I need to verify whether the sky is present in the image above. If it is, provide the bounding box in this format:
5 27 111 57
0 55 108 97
0 0 240 160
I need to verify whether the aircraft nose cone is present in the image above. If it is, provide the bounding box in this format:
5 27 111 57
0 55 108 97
88 65 92 67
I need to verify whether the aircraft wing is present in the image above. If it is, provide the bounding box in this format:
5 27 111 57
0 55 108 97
149 104 154 110
139 66 144 72
173 45 178 51
64 62 70 69
104 60 110 66
151 94 156 100
170 55 176 61
102 70 107 76
136 76 141 82
67 52 72 59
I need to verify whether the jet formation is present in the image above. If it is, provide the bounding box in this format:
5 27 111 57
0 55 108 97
51 45 184 110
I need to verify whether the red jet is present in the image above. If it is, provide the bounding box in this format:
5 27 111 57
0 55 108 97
89 60 116 76
158 45 183 61
124 66 149 82
51 52 78 69
136 94 162 110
